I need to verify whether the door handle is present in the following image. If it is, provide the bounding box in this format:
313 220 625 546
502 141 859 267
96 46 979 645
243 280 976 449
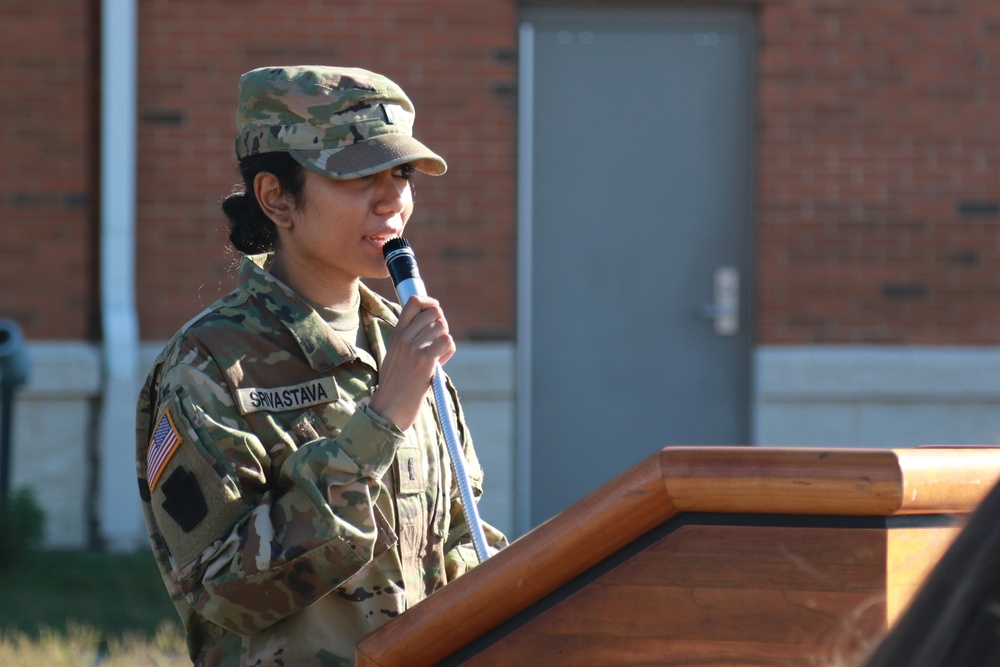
698 267 739 336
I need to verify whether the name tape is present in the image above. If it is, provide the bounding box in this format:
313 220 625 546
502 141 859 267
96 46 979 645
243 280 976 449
235 378 338 414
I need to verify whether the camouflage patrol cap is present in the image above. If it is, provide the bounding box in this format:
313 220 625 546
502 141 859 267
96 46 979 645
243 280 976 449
235 65 447 179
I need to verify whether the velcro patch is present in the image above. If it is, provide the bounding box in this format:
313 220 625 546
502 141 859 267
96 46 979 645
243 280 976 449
147 410 183 492
234 377 338 414
396 445 426 496
161 466 208 532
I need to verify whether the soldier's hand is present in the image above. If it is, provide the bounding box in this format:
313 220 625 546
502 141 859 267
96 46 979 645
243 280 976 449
368 295 454 431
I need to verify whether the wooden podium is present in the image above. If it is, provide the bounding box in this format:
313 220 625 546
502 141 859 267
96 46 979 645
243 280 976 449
355 447 1000 666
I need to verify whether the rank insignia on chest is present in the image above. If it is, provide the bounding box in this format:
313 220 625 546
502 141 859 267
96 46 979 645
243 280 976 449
147 409 183 492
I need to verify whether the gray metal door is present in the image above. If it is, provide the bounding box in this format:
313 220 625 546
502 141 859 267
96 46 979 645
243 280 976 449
517 7 757 532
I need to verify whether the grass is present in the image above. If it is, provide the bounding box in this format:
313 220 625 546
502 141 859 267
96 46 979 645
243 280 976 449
0 549 189 665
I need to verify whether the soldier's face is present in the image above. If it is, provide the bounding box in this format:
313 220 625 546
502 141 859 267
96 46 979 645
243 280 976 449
285 165 415 285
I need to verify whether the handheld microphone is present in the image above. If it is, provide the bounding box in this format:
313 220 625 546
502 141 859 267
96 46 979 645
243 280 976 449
382 237 492 563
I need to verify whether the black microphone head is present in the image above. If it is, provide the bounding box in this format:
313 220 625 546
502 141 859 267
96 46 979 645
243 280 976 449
383 237 419 287
382 236 410 259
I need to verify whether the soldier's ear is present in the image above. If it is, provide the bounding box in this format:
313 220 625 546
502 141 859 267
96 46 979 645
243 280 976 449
254 171 294 229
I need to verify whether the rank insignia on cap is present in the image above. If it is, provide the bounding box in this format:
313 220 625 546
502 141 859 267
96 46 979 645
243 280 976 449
147 410 183 492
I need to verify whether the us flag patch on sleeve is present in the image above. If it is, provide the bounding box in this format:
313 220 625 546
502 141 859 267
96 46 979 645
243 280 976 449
147 409 183 492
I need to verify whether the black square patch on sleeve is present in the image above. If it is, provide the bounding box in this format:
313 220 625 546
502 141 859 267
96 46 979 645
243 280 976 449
160 466 208 532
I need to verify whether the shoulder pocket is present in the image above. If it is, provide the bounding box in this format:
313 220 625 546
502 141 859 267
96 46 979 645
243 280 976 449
149 390 250 568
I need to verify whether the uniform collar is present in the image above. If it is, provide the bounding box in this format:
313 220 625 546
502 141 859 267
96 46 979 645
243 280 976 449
239 254 402 373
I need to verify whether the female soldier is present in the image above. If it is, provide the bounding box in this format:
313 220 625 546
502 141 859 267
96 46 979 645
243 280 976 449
136 65 506 667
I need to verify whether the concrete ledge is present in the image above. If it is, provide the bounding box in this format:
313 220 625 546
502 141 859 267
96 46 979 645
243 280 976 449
756 346 1000 402
11 342 101 548
754 346 1000 448
19 341 102 399
445 342 515 398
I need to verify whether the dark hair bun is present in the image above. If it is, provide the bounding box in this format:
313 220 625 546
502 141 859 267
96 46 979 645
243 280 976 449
222 190 275 254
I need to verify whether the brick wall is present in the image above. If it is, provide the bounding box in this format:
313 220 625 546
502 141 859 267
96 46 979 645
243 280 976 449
757 0 1000 343
3 1 1000 346
0 1 97 340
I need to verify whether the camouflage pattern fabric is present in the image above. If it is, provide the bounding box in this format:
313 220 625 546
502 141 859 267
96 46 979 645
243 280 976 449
235 65 447 180
136 254 506 667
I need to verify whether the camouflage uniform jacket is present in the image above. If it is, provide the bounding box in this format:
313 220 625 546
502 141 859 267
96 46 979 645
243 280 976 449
136 254 506 667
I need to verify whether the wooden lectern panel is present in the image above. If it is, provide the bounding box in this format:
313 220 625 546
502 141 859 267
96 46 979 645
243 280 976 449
884 526 960 623
355 447 1000 667
455 518 960 666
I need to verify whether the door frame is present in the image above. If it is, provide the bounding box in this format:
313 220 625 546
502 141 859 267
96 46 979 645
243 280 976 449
515 20 536 537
